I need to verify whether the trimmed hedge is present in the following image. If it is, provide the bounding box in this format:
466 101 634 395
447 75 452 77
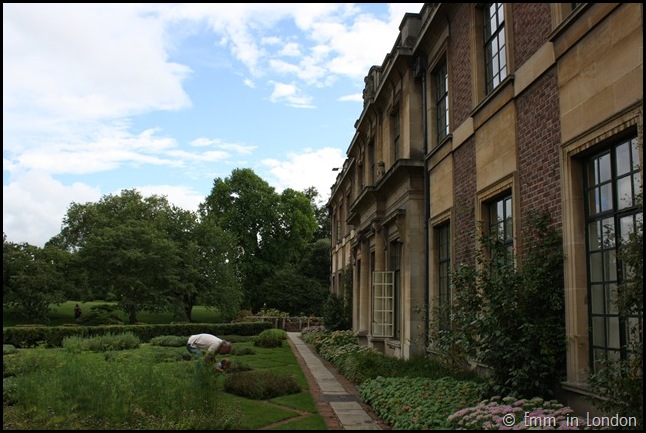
3 321 272 348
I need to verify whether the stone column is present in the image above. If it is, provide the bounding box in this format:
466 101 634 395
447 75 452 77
359 238 370 334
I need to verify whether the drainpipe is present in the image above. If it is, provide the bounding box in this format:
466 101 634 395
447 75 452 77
414 55 430 348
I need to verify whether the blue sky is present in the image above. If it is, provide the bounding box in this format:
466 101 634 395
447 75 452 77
3 3 423 247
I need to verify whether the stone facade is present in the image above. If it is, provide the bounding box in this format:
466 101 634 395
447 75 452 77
328 3 643 412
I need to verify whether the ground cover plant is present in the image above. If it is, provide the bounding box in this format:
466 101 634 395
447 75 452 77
3 332 326 430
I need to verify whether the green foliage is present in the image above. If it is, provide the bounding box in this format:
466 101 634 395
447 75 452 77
3 344 18 355
3 235 68 323
230 346 256 356
322 269 352 331
3 335 317 430
434 210 566 398
586 192 643 427
199 168 318 312
56 189 243 325
334 347 399 384
258 268 328 316
359 376 485 430
76 303 124 325
4 348 241 429
322 293 351 331
149 335 187 347
311 330 357 352
224 370 301 400
62 332 140 352
253 328 287 348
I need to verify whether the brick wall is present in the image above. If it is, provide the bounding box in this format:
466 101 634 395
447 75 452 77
516 68 563 229
450 5 473 127
512 3 553 66
453 138 477 266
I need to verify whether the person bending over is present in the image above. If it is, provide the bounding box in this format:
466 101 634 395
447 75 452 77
186 333 232 371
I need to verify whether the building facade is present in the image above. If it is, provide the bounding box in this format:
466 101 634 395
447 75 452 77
328 3 643 412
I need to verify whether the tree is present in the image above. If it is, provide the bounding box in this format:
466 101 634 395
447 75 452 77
258 268 327 316
303 186 332 240
170 215 242 322
3 234 67 322
200 169 317 312
56 189 241 323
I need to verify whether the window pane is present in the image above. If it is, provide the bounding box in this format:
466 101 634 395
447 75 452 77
607 283 618 314
617 176 633 209
599 184 613 212
616 141 631 175
591 284 604 314
592 317 606 346
598 153 611 182
607 317 620 349
604 251 617 282
620 215 635 244
601 218 615 247
589 252 603 282
588 220 602 251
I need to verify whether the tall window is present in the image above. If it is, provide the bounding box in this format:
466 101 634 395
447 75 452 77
392 108 400 161
436 223 451 331
372 271 394 338
585 136 642 371
489 193 513 252
434 60 449 144
484 3 507 94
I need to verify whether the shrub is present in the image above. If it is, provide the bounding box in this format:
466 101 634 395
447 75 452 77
322 292 351 331
149 335 186 347
3 377 18 404
3 344 18 355
62 332 140 352
438 211 566 398
253 329 287 348
447 396 585 430
230 346 255 356
224 370 301 400
334 347 398 384
312 330 357 352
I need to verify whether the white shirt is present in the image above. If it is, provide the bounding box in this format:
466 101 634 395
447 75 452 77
187 334 224 354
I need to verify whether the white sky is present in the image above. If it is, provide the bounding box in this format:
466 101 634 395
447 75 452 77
3 3 424 247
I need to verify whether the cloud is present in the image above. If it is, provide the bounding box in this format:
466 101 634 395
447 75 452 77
4 4 191 130
134 184 205 213
3 172 102 247
269 81 315 109
261 147 346 204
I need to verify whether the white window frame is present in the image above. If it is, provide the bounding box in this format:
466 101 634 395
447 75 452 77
372 271 395 337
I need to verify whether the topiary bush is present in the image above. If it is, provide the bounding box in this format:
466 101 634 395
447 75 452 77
253 328 287 348
223 370 301 400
